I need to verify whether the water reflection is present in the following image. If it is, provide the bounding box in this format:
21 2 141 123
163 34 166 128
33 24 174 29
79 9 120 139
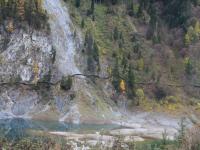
0 118 29 140
0 118 118 141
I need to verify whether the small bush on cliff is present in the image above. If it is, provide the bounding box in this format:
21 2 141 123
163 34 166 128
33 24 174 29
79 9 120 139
155 86 167 100
60 76 73 91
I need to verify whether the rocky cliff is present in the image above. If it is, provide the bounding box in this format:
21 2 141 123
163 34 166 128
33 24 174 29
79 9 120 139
0 0 117 124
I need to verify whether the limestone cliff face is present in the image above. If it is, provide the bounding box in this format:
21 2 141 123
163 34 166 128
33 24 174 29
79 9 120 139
0 27 53 118
0 0 116 123
0 29 52 83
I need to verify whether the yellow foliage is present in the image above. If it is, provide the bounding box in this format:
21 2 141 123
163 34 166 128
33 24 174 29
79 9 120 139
32 62 39 84
120 79 126 93
168 104 176 111
7 20 14 33
194 21 200 35
0 54 4 65
102 48 106 55
136 88 145 99
184 57 190 65
36 0 43 11
188 26 195 36
107 67 112 76
17 0 25 20
137 58 144 71
133 4 139 15
184 21 200 46
184 33 190 46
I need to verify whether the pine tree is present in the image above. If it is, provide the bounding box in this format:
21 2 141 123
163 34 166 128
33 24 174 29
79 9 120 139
126 0 134 16
113 27 119 41
111 0 119 5
112 57 120 92
164 0 191 27
184 33 190 46
17 0 25 20
75 0 80 8
91 0 95 14
93 41 99 63
81 18 85 28
127 65 135 98
185 57 193 75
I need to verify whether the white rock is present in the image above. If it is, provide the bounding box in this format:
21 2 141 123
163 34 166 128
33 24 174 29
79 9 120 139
19 65 32 81
124 136 144 142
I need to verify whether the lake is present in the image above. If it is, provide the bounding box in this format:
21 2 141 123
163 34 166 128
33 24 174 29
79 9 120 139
0 118 119 141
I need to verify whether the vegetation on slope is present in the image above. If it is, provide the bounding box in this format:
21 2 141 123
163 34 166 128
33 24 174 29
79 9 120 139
65 0 200 110
0 0 48 32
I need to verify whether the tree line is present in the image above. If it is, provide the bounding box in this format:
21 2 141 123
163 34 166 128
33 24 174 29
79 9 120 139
0 0 48 31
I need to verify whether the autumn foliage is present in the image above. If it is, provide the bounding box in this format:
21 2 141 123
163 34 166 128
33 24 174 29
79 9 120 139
0 0 48 30
7 20 14 33
120 80 126 93
17 0 25 20
32 62 39 84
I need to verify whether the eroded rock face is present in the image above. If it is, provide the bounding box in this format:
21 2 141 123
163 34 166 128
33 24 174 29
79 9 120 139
0 0 104 123
0 29 52 83
0 87 39 118
0 24 55 117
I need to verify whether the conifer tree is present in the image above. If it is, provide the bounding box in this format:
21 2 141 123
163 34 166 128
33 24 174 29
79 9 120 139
164 0 191 27
75 0 80 8
91 0 95 14
17 0 25 20
112 57 120 92
81 18 85 28
127 65 135 98
113 27 119 41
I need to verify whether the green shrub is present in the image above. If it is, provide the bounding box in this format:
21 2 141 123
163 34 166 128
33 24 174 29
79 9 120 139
127 65 136 98
136 88 145 99
112 57 120 92
113 26 119 41
165 96 179 104
81 18 85 28
184 57 193 75
60 76 73 91
155 86 167 100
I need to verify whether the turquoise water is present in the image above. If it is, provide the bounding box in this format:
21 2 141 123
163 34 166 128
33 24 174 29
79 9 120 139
0 118 119 141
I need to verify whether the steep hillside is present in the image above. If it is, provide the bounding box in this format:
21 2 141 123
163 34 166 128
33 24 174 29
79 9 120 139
0 0 117 123
65 0 200 113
